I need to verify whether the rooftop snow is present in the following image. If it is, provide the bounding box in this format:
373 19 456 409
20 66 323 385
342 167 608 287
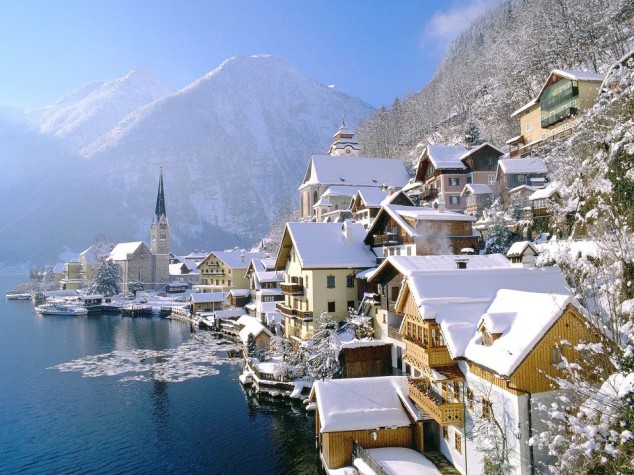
299 155 410 190
322 185 378 198
425 145 469 170
238 315 272 342
285 222 377 269
461 183 493 196
109 242 144 261
312 376 421 432
498 158 547 174
190 292 227 303
506 241 538 258
552 69 604 82
530 183 559 200
212 250 265 269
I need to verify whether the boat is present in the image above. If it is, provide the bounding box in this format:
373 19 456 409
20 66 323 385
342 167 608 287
35 304 89 316
5 292 31 300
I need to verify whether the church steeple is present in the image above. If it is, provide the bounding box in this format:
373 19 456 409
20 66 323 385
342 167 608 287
151 167 170 255
327 119 361 156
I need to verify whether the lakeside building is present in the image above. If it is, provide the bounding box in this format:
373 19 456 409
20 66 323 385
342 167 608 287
196 250 265 292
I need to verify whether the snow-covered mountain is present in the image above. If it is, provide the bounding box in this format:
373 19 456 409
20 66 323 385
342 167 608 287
26 69 169 149
0 55 375 264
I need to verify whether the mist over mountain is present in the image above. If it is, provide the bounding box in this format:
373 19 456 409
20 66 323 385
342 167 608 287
0 55 374 265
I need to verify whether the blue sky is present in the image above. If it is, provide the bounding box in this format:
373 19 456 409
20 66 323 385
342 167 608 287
0 0 499 109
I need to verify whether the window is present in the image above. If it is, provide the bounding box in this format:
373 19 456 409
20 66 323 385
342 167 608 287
454 432 462 454
466 388 474 411
347 300 355 311
482 397 492 420
449 195 460 205
518 175 525 183
488 175 496 185
327 301 335 313
346 274 354 288
327 275 335 288
449 177 460 187
525 122 532 132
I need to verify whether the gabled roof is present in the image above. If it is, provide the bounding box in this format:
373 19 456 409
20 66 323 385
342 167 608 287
530 182 559 201
109 242 146 261
205 250 266 270
299 155 410 191
275 221 377 270
460 184 493 197
80 243 114 265
352 187 391 208
458 142 505 162
420 145 469 170
497 157 547 175
400 266 572 376
190 292 227 303
311 376 422 433
237 315 273 342
506 241 539 258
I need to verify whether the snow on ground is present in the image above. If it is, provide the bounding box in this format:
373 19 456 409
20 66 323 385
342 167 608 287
362 447 441 475
49 332 242 383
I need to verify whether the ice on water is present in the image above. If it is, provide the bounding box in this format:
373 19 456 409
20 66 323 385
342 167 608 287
49 332 242 383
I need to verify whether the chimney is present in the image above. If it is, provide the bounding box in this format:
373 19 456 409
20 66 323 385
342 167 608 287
436 195 446 213
388 186 396 196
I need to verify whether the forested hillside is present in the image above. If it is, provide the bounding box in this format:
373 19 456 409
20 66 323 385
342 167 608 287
357 0 633 158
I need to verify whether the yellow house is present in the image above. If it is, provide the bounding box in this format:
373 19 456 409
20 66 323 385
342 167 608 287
274 221 377 340
395 265 605 474
197 250 265 292
508 69 604 157
59 261 84 290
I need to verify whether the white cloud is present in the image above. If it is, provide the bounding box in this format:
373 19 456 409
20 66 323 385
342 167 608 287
422 0 501 54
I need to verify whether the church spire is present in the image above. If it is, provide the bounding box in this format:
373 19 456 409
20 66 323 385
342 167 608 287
155 166 166 220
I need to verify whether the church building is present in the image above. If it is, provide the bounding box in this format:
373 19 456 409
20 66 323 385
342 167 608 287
109 169 171 291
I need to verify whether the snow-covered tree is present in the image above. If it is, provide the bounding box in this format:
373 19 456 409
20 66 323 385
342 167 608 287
87 257 119 296
465 122 484 146
308 312 342 381
267 335 306 379
481 198 513 254
530 51 634 474
245 333 257 359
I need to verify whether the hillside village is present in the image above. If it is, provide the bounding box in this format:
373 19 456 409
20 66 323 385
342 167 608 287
17 50 634 475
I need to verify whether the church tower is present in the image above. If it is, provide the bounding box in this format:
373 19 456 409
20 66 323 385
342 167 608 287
327 120 361 156
151 168 170 255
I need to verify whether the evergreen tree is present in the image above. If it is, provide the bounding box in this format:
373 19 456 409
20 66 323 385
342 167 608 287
481 198 513 254
88 257 119 296
308 312 341 381
246 333 257 359
465 121 484 146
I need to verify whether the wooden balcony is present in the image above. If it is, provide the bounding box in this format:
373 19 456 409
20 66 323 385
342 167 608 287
275 303 312 321
281 283 304 296
404 339 454 368
408 379 464 427
372 233 403 246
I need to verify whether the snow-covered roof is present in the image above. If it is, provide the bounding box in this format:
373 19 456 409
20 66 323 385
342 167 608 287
80 243 113 265
230 289 250 297
212 250 265 270
506 241 539 258
497 157 547 175
109 242 145 261
369 254 512 281
190 292 227 303
364 448 441 475
299 155 410 191
277 221 377 270
403 266 572 374
464 289 575 376
552 69 604 82
460 183 493 196
238 316 273 342
354 188 390 208
322 185 376 198
458 142 504 162
510 98 538 118
508 184 540 195
213 309 244 319
424 145 469 170
311 376 422 433
530 182 559 201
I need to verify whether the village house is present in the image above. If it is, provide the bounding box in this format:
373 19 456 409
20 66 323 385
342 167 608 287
364 203 480 258
367 254 513 374
169 250 207 286
507 69 604 158
189 291 227 317
496 157 549 206
59 261 83 290
244 257 284 328
196 250 265 292
237 315 273 356
394 264 604 474
404 143 503 212
310 376 444 474
460 184 494 217
298 125 410 221
274 221 377 341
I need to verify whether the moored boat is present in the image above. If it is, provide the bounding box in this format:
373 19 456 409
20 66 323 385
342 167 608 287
35 304 89 316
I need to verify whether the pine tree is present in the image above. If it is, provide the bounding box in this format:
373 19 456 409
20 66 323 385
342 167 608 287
308 312 342 381
88 257 119 296
481 198 513 254
465 121 484 146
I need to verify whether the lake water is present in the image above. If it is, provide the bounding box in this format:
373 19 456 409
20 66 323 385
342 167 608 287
0 273 318 475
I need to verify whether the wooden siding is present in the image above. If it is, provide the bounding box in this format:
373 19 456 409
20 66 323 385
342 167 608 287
340 345 392 378
321 426 414 469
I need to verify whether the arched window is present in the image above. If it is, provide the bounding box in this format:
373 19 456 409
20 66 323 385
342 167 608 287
313 191 318 205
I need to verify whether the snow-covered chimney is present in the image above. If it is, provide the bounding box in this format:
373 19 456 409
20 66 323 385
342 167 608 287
388 186 396 195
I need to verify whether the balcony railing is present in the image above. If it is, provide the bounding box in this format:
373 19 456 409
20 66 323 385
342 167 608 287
408 379 464 427
275 303 312 321
404 339 454 368
281 283 304 296
373 233 403 246
541 106 577 128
